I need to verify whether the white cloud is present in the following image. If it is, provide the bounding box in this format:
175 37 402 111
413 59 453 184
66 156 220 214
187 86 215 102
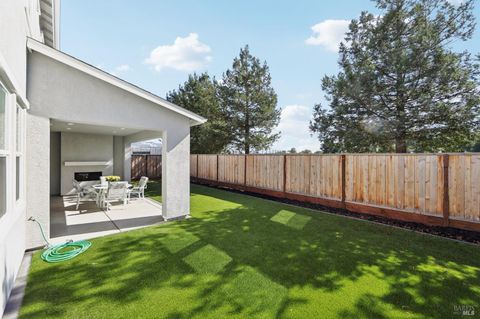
305 19 350 52
110 64 131 76
273 105 319 152
145 33 212 72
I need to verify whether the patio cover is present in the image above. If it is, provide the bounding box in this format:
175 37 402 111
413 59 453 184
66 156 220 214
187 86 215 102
25 38 205 247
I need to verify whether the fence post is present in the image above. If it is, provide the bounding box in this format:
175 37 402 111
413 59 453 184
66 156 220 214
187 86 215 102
144 155 148 178
244 154 247 187
341 154 346 207
196 155 199 179
216 154 219 181
283 154 287 194
442 154 450 227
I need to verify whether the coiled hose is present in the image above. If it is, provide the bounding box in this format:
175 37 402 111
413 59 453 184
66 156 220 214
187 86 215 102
28 217 92 263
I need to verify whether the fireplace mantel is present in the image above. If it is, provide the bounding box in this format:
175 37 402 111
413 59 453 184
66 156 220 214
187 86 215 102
64 161 111 167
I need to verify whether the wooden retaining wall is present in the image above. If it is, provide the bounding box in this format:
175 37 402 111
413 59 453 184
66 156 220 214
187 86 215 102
190 153 480 232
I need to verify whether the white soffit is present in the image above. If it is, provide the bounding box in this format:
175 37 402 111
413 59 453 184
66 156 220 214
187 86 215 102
27 38 207 126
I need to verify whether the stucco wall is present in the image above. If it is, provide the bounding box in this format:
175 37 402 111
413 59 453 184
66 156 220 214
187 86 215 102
50 132 61 195
26 114 50 249
60 132 113 195
0 0 43 314
27 52 192 134
0 212 25 315
0 0 43 95
113 136 125 179
162 128 191 219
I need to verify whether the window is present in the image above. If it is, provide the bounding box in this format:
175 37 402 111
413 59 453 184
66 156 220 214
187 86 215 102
15 105 24 201
0 85 6 217
15 156 20 200
0 157 5 217
16 105 20 152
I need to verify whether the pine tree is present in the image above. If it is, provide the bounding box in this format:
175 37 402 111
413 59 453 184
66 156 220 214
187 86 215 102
220 46 281 154
166 73 230 154
310 0 480 153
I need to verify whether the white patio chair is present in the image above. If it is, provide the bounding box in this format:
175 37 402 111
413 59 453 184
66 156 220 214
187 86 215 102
103 181 128 211
73 179 95 210
128 176 149 201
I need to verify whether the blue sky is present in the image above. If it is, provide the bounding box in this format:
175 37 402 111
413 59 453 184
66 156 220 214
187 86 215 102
60 0 480 152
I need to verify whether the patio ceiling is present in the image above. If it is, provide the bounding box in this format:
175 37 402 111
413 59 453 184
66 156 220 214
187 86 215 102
50 119 143 136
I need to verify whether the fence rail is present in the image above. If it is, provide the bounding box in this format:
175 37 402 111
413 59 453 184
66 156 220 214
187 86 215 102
189 153 480 232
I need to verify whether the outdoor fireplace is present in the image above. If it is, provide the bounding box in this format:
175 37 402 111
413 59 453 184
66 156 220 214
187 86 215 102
74 171 102 182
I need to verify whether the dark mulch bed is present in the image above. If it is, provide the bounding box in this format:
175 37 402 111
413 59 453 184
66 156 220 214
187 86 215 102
193 181 480 245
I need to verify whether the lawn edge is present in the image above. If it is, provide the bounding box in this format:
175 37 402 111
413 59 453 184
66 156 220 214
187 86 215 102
191 182 480 247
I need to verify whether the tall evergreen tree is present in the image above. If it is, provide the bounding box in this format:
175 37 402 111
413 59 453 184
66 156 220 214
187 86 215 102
220 45 281 154
310 0 480 153
166 73 230 154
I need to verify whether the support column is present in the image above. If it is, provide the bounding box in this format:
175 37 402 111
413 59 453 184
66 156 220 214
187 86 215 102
162 127 190 220
123 141 132 182
113 136 125 179
26 114 50 248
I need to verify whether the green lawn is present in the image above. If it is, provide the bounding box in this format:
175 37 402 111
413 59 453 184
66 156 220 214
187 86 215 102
20 183 480 318
143 179 162 203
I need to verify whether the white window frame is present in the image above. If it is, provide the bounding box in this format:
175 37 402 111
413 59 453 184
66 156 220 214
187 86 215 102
0 83 8 157
0 81 13 220
15 104 26 202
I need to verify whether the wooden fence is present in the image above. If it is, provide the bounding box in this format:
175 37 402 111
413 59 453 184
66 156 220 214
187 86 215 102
131 155 162 180
190 153 480 232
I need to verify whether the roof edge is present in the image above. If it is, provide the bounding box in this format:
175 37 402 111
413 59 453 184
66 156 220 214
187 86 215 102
27 38 207 125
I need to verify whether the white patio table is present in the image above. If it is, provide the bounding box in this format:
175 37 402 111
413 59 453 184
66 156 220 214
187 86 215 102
92 183 132 208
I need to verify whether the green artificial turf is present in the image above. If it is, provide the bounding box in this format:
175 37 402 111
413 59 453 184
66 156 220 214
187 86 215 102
142 179 162 203
20 183 480 318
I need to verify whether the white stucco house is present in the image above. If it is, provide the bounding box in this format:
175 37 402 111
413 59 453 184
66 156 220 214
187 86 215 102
0 0 205 315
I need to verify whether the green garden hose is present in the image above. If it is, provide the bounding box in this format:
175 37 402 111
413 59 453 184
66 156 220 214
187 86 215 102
28 217 92 263
41 240 91 263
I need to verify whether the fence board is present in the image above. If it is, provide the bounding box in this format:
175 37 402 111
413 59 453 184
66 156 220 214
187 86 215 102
190 155 198 178
131 155 162 179
344 154 444 216
197 155 217 180
218 155 245 184
189 153 479 230
449 154 480 222
246 155 283 191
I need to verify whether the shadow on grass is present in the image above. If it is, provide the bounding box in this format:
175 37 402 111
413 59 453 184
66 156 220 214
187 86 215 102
20 184 480 319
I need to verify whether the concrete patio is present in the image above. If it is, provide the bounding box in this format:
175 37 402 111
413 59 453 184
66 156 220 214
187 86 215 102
49 195 164 244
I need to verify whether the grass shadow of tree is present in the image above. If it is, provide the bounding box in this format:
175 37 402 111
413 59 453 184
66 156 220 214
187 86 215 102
20 184 480 318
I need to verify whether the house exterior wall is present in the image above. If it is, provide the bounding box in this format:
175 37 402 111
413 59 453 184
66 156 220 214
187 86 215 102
0 0 45 315
0 213 25 317
60 132 114 195
0 0 40 95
